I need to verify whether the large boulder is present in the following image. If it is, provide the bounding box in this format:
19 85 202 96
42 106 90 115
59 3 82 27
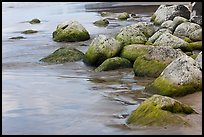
126 94 195 127
40 47 84 64
151 5 190 25
95 57 132 72
173 22 202 39
120 44 153 63
195 51 202 70
146 29 172 45
133 46 185 77
53 20 90 42
115 22 155 46
153 32 189 51
83 35 122 66
189 29 202 41
144 55 202 97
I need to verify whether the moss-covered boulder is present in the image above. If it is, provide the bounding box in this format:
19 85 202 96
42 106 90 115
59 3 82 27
83 35 122 66
120 44 153 63
172 16 188 31
53 20 90 42
115 22 155 46
160 20 174 31
153 32 189 51
133 46 185 78
93 19 109 27
195 51 202 70
21 29 38 34
187 41 202 51
95 57 132 72
151 5 190 25
126 94 195 127
29 18 41 24
117 12 129 20
189 29 202 41
146 29 172 45
40 47 84 64
144 55 202 97
100 12 111 17
174 22 201 39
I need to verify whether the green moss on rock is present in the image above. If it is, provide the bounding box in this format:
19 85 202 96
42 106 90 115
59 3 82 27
21 30 38 34
190 54 199 59
117 12 129 20
95 57 132 72
93 19 109 27
188 41 202 51
133 56 167 78
144 76 202 97
100 12 111 17
126 94 193 127
40 47 84 64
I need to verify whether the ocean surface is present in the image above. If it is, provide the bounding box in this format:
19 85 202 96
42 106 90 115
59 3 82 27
2 2 191 135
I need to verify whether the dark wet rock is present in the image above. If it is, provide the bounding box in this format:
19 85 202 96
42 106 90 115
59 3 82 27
151 5 190 25
190 16 202 26
144 55 202 97
127 94 195 127
29 18 41 24
9 36 26 39
93 19 109 27
189 29 202 41
133 46 185 78
53 20 90 42
174 22 201 39
40 47 84 64
95 57 132 72
83 35 122 66
117 12 130 20
21 29 38 34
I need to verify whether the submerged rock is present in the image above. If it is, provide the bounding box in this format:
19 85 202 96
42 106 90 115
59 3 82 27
144 55 202 96
127 94 195 127
95 57 132 72
117 12 130 20
53 20 90 42
100 12 111 17
93 19 109 27
83 35 122 66
9 36 25 39
133 46 185 77
29 18 41 24
21 29 38 34
151 5 190 25
40 47 84 64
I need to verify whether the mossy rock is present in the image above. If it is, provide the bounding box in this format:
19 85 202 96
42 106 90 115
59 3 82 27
95 57 132 72
126 94 194 127
187 41 202 51
9 36 25 39
100 12 111 17
144 55 202 97
117 12 129 20
183 37 193 43
189 29 202 41
83 35 122 66
29 18 41 24
93 19 109 27
120 44 151 63
53 21 90 42
40 47 84 64
133 56 167 78
190 53 199 59
21 30 38 34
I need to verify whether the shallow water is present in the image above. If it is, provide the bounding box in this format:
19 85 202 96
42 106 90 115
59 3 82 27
2 2 195 135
